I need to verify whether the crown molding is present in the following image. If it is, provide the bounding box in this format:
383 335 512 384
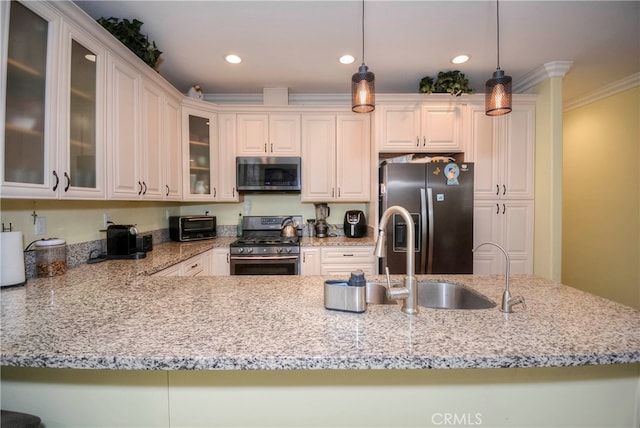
514 60 574 94
563 72 640 112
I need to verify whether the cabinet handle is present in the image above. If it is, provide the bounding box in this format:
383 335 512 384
496 185 500 196
303 253 306 263
503 184 506 196
165 185 170 196
232 187 235 198
213 187 217 197
423 136 426 147
264 143 267 153
496 203 500 215
138 181 143 196
270 143 273 152
143 181 147 195
332 188 335 198
191 263 199 268
64 172 71 192
503 203 506 215
416 136 420 147
343 254 354 257
226 253 229 263
337 188 341 198
52 170 59 191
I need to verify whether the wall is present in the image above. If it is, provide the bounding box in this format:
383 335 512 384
562 87 640 309
0 197 368 246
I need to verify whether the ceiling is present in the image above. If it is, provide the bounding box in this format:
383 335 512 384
73 1 639 105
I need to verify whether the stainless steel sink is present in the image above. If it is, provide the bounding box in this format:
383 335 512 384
417 281 496 310
365 280 398 305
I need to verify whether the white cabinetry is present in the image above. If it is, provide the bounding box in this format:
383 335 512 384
300 247 321 275
320 246 376 276
211 247 230 276
466 100 536 274
152 250 213 277
162 96 182 200
301 113 370 202
237 113 300 156
182 106 216 200
2 2 107 199
377 102 463 153
216 113 240 201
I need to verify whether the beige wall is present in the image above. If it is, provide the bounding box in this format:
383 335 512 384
562 87 640 309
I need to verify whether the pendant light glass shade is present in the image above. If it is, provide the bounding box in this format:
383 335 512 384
485 0 512 116
485 68 512 116
352 64 375 113
352 0 375 113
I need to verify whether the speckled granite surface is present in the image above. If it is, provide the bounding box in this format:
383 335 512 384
1 240 638 371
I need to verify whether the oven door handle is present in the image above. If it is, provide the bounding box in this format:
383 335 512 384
231 255 299 261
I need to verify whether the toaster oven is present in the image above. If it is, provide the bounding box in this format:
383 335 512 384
169 216 216 242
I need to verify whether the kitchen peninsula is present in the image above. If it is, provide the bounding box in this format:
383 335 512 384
1 242 639 427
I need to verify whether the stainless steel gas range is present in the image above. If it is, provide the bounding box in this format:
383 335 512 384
229 215 303 275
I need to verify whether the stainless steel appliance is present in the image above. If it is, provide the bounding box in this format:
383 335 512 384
236 157 301 192
230 215 303 275
344 210 367 238
169 215 216 242
106 224 147 259
379 161 474 274
314 203 330 237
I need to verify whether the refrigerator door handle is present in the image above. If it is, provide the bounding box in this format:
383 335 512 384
420 188 433 274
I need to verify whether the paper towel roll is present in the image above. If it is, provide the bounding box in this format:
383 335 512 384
1 231 26 287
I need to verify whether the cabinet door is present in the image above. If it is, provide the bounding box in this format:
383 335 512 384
300 247 321 275
467 105 500 199
212 248 230 276
108 58 141 199
182 108 216 200
217 113 240 201
237 114 268 155
420 104 462 152
163 96 182 200
336 114 370 201
269 114 300 155
301 114 335 201
2 1 60 198
140 80 164 199
320 246 376 275
61 28 106 199
377 104 420 151
501 104 535 199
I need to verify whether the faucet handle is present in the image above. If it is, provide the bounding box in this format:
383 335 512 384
507 296 526 312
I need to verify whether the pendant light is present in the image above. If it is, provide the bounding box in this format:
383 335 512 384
485 0 512 116
351 0 375 113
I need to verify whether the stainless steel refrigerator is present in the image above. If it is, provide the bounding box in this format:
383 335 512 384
379 161 474 274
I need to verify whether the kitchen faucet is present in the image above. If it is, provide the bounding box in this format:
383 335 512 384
374 205 418 315
472 242 526 313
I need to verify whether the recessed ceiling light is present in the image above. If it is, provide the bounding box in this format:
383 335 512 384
451 55 470 64
339 54 355 65
225 54 242 64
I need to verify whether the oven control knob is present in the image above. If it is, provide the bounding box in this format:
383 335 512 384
276 248 283 254
285 248 292 253
238 248 244 254
247 248 253 254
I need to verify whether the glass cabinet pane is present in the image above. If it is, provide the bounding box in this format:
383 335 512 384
69 40 97 188
188 115 211 195
4 1 48 184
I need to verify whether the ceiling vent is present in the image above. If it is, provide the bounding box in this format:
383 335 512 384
263 88 289 105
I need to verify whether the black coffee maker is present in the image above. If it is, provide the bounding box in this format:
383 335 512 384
107 224 146 259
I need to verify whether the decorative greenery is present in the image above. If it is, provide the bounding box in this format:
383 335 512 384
419 70 474 96
97 17 162 71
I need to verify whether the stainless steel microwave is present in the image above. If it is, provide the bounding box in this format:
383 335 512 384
236 157 301 192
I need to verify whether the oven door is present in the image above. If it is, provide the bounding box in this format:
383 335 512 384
230 255 299 275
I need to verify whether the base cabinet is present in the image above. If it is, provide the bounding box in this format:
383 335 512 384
211 247 230 276
300 248 321 275
153 250 213 277
320 246 376 276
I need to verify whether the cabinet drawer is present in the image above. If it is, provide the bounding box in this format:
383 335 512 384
321 246 374 263
181 253 207 276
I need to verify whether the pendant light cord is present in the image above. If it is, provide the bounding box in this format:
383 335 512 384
361 0 365 64
496 0 500 69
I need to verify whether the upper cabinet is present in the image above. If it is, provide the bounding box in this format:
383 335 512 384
182 106 216 200
466 100 535 200
1 1 106 199
301 113 370 202
237 113 301 156
377 101 463 153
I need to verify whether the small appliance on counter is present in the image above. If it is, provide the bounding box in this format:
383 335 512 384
169 215 216 242
344 210 367 238
106 224 146 259
314 203 330 238
0 229 26 287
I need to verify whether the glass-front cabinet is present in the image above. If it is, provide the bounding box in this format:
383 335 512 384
182 107 216 200
1 1 105 198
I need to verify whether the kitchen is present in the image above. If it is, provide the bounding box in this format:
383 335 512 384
1 0 639 427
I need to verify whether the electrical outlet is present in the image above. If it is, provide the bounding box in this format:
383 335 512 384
103 213 110 229
35 217 46 235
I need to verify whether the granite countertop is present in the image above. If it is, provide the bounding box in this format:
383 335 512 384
301 235 376 247
2 239 639 371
